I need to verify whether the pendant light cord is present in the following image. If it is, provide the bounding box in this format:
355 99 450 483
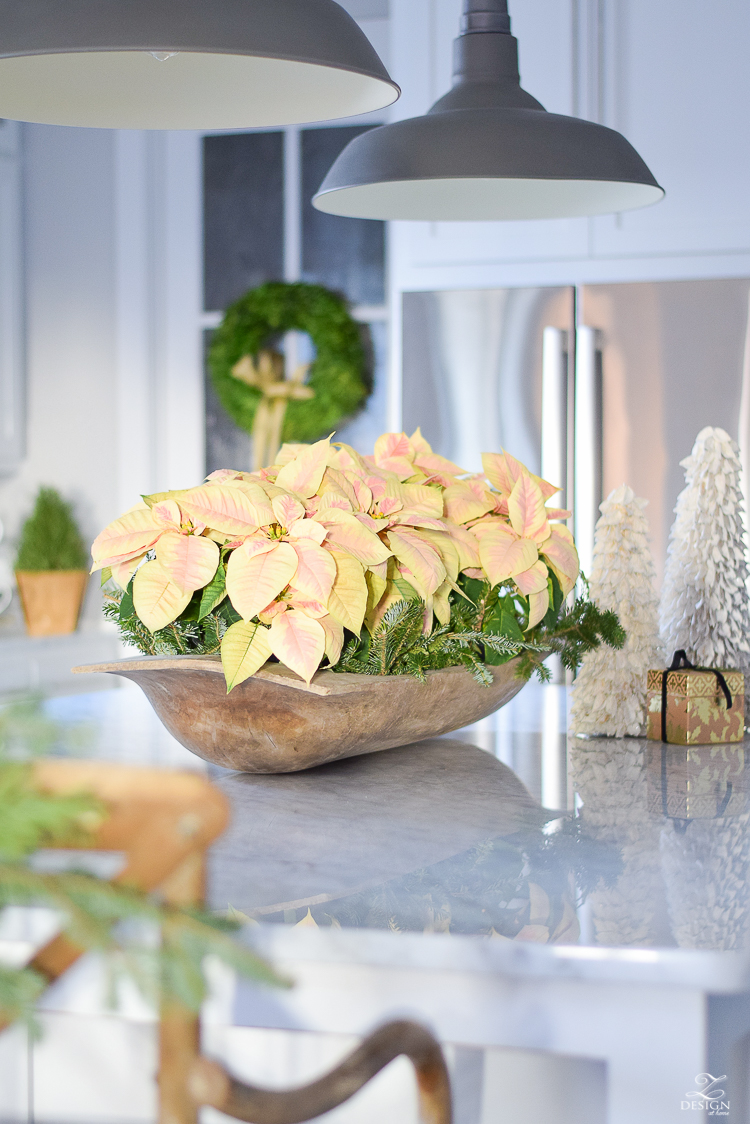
461 0 511 35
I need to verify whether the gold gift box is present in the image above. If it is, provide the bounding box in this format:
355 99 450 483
646 742 746 820
646 668 745 745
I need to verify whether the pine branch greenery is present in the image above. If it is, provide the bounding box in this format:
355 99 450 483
0 706 282 1030
103 561 241 657
334 574 625 685
15 487 88 571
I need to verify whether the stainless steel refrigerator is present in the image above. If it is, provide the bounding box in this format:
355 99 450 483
402 279 750 586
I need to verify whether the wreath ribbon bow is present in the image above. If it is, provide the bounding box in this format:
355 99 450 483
231 350 314 470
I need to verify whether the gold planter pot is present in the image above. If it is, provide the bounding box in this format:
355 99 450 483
15 570 88 637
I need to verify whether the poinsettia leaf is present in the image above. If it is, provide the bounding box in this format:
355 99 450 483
132 560 192 632
111 555 145 590
444 522 481 569
415 529 460 582
315 509 391 566
119 581 135 622
290 540 337 604
198 565 227 620
90 508 162 570
408 426 432 455
275 438 331 499
373 432 415 478
365 567 388 616
508 476 549 542
479 529 538 586
481 452 517 496
319 614 345 667
394 574 420 601
527 586 550 629
218 480 275 525
271 494 306 528
443 482 494 525
287 518 328 545
155 532 220 594
269 610 326 684
514 560 550 596
483 609 524 664
151 499 182 528
221 620 273 692
226 540 298 621
385 479 443 517
386 529 446 599
178 485 266 538
326 550 368 635
540 524 580 596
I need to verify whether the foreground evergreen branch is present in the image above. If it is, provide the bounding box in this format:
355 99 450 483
0 740 282 1030
0 861 282 1025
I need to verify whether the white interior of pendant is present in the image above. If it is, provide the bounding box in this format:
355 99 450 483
313 177 665 221
0 52 398 129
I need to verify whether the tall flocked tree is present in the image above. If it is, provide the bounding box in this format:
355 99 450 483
571 485 664 737
660 427 750 692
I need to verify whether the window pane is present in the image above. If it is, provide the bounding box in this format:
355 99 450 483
203 132 284 312
204 331 250 475
302 127 385 307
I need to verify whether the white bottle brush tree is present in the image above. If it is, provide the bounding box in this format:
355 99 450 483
571 485 664 737
660 426 750 688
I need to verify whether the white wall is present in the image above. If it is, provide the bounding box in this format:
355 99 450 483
0 125 203 629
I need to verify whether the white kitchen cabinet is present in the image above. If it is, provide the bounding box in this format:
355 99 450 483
389 0 750 292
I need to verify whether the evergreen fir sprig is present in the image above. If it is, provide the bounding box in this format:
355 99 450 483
103 580 240 657
334 576 625 686
335 598 540 685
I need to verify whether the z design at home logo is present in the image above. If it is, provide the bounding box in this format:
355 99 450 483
682 1074 730 1115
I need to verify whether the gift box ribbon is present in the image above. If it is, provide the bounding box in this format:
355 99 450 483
661 650 733 744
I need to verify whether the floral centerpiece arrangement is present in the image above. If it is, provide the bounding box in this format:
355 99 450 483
91 431 623 691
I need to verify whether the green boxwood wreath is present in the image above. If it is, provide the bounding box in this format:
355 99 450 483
209 281 372 445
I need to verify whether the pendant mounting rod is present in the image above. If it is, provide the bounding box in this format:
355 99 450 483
461 0 511 35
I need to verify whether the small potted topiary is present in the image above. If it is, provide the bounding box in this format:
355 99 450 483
14 487 89 636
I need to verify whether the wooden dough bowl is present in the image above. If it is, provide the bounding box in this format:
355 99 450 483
74 656 529 773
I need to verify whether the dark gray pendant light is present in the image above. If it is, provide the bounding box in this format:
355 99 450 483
0 0 399 130
314 0 663 221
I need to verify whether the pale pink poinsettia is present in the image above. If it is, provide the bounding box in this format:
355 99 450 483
469 464 579 629
94 430 584 690
91 498 220 607
256 589 344 685
366 429 466 486
225 492 337 622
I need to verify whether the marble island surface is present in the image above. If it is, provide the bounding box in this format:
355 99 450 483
17 678 750 976
5 678 750 1124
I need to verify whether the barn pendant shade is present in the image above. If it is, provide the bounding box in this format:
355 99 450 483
0 0 399 130
314 0 664 221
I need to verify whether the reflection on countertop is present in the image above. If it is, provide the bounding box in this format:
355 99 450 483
4 679 750 953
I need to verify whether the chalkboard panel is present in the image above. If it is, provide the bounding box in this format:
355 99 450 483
302 126 385 307
203 132 284 312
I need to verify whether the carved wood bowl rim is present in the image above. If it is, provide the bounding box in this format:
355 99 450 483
73 654 532 774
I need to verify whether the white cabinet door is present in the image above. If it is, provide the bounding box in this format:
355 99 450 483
591 0 750 261
389 0 750 290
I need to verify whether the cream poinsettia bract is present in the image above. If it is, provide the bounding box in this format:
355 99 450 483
92 432 580 690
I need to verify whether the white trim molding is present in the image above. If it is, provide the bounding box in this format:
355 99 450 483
0 121 24 477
